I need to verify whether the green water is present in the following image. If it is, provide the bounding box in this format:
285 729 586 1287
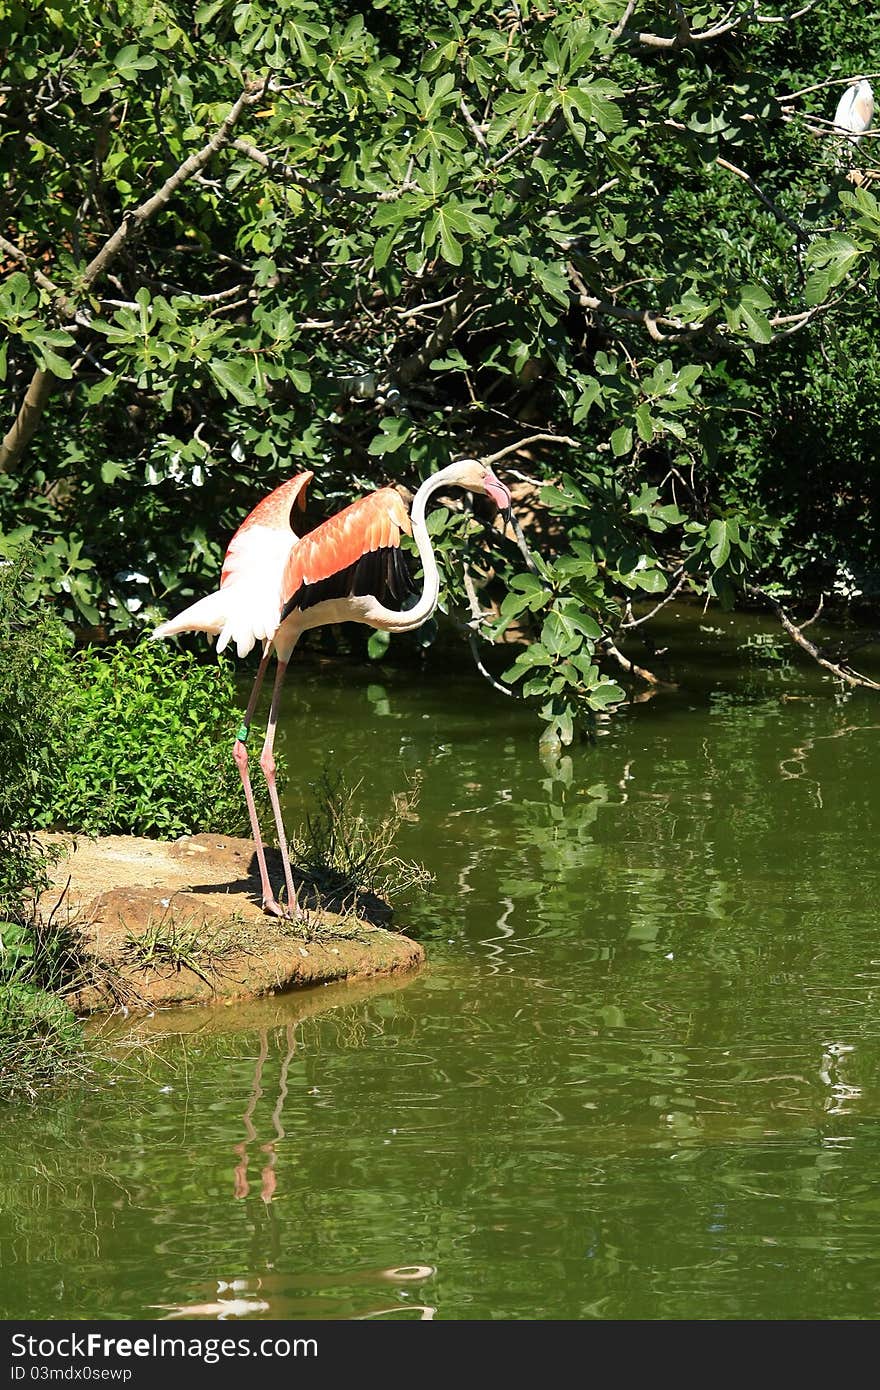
5 610 880 1320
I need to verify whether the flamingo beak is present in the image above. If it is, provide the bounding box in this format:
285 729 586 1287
484 469 512 526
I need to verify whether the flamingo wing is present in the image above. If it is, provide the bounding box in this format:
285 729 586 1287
153 470 315 657
220 470 313 587
215 470 314 656
281 487 414 618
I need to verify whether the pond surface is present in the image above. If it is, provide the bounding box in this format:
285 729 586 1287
4 609 880 1320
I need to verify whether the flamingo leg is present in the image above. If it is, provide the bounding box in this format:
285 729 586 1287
232 648 284 916
259 658 301 919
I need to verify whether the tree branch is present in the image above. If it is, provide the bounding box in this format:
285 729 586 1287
627 2 743 50
232 138 417 204
778 71 880 105
612 1 638 41
0 79 267 475
459 97 488 149
570 260 834 345
715 155 805 238
746 585 880 690
630 2 817 51
395 284 479 385
602 638 671 688
0 371 55 475
460 562 516 697
78 82 267 298
568 261 697 341
480 432 579 467
620 566 688 628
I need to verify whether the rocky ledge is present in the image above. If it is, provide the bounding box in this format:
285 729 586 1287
39 833 424 1015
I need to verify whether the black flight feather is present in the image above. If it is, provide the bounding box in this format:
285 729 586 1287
281 544 415 620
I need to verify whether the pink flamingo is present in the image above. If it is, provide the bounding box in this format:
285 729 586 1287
153 459 511 916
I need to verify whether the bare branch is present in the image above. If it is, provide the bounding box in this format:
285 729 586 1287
396 291 462 321
460 563 516 697
612 1 638 41
459 97 488 149
755 0 817 19
569 262 697 341
603 638 671 689
570 258 835 346
628 3 742 50
800 594 824 630
620 567 688 629
715 156 805 237
0 371 55 475
631 2 817 51
480 433 579 467
747 585 880 690
779 71 880 105
79 82 268 299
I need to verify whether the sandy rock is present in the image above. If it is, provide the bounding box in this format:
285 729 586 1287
40 833 425 1015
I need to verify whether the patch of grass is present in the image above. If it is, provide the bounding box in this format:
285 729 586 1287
290 769 433 916
0 912 84 995
123 911 245 983
277 908 376 947
0 983 87 1102
0 903 91 1104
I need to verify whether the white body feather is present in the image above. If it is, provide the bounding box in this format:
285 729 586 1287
152 523 295 659
833 80 874 138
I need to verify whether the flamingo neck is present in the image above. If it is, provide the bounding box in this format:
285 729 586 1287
369 464 464 633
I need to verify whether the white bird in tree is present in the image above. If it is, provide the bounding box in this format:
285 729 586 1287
833 79 874 141
152 458 512 919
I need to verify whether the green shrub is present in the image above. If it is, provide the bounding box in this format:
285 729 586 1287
37 639 278 839
0 549 70 919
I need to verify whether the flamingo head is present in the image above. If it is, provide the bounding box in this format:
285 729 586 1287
445 458 513 524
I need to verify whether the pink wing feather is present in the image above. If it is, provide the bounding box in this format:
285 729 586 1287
152 471 314 657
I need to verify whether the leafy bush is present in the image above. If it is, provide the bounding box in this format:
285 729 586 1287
0 549 69 919
37 640 279 839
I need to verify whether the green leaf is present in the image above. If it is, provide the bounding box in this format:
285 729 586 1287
209 359 256 406
589 681 625 710
367 630 390 660
367 417 412 456
708 518 731 569
37 346 73 379
633 567 667 593
438 214 463 267
611 426 632 457
635 403 654 443
804 234 862 306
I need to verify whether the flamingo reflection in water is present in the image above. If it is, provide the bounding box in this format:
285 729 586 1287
158 1018 438 1319
233 1025 297 1203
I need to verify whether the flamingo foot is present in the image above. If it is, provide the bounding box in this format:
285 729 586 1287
261 894 309 925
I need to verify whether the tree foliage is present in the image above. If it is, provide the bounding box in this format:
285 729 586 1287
3 1 880 740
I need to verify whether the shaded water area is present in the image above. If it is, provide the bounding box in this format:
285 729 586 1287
5 607 880 1320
